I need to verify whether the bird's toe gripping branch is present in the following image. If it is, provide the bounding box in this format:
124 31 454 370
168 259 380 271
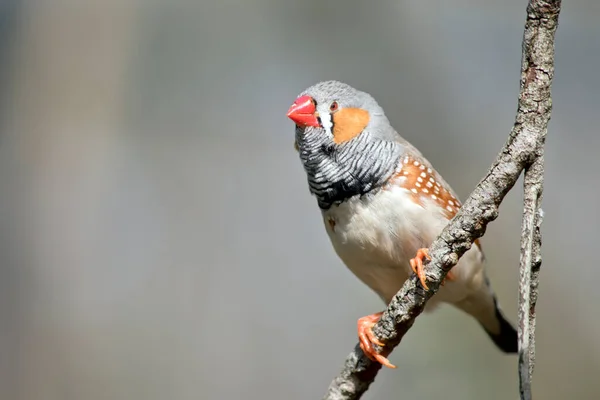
357 312 396 369
410 248 455 290
358 249 457 369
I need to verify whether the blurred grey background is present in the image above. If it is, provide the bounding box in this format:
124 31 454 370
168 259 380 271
0 1 598 399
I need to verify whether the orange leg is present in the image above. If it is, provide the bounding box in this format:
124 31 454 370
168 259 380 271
410 248 455 289
357 312 396 369
444 270 456 284
410 248 432 290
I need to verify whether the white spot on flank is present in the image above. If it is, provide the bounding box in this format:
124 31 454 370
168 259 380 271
431 195 437 200
404 157 409 164
426 182 433 188
415 182 421 187
417 177 423 183
419 165 425 170
448 200 454 206
429 177 435 182
446 205 453 212
422 188 429 193
413 161 420 166
411 188 418 193
403 170 409 175
420 172 426 178
427 168 432 173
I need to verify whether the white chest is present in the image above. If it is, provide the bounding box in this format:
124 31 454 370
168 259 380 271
322 186 448 303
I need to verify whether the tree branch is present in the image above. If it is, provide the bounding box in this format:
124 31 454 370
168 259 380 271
518 155 545 400
322 1 561 399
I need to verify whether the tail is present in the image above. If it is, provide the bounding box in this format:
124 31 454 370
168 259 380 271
482 296 518 353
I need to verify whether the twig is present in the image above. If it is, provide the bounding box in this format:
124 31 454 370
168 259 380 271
518 155 545 400
322 1 561 399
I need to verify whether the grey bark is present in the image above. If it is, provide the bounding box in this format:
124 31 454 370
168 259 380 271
518 156 545 400
322 1 561 399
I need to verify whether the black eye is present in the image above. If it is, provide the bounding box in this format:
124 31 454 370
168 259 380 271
329 101 339 112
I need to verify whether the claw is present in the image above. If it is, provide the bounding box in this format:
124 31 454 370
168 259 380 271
357 312 396 369
410 248 456 288
443 270 456 285
410 248 431 290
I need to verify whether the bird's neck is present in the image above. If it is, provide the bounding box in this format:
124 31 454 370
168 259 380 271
297 131 402 210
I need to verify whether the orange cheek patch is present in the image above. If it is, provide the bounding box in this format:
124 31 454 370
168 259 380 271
331 108 370 144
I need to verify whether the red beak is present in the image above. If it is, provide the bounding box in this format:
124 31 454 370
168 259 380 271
286 95 320 127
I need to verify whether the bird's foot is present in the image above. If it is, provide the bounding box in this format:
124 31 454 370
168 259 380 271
410 248 455 290
357 312 396 369
443 270 456 285
410 248 431 290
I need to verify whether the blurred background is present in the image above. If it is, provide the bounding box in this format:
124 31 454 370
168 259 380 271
0 1 598 399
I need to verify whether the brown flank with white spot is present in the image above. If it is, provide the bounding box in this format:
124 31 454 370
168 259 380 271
387 155 483 250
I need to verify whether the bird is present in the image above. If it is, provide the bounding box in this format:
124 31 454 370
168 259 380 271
286 80 517 368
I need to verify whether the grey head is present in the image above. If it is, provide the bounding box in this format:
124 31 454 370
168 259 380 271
286 80 407 210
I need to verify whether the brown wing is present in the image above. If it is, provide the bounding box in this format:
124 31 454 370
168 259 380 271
386 154 483 250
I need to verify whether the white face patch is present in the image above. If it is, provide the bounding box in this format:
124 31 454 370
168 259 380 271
320 109 333 135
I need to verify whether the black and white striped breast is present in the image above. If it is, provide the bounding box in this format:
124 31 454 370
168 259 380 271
297 130 403 210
